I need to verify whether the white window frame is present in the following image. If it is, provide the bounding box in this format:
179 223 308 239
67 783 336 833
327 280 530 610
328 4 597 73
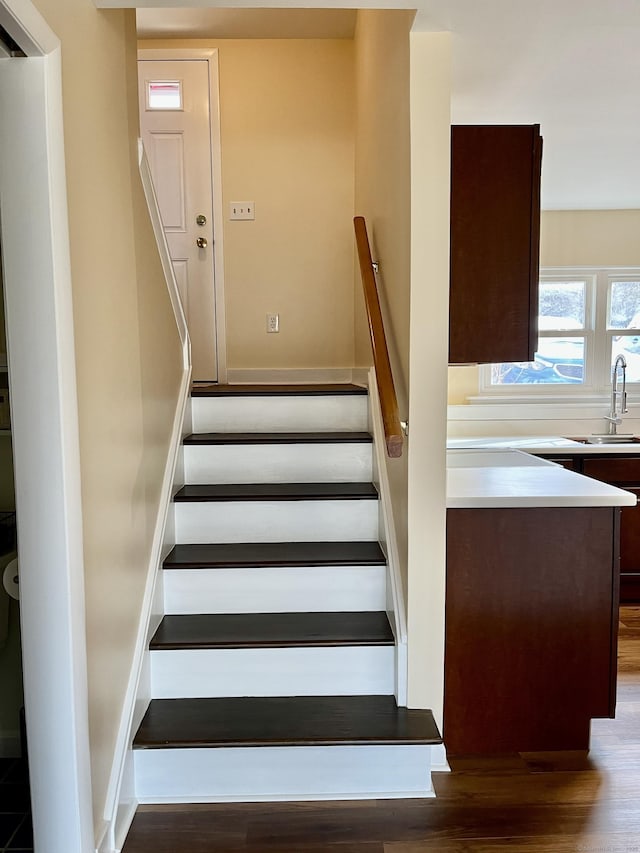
478 267 640 400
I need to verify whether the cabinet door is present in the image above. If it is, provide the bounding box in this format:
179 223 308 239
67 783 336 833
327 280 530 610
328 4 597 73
619 487 640 602
582 457 640 603
449 124 542 365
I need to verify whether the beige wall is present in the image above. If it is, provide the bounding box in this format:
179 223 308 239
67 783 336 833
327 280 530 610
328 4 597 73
353 9 414 604
141 37 357 370
31 1 183 834
541 209 640 267
447 209 640 404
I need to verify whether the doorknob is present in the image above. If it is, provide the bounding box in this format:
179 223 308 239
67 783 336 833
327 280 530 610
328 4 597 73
196 237 208 249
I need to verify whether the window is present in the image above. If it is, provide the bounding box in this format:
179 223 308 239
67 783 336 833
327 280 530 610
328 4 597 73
483 268 640 394
146 80 182 111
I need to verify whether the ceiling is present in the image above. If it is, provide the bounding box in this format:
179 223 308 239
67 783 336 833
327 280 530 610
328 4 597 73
136 1 640 210
136 8 357 40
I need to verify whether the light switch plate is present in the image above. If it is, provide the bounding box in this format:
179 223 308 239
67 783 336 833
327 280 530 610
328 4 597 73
230 201 255 220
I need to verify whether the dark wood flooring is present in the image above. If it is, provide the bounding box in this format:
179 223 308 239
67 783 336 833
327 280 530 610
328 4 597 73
122 606 640 852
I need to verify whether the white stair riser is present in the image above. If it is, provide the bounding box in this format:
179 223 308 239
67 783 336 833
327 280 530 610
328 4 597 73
134 744 435 802
150 646 395 698
184 443 373 484
163 565 387 614
192 395 368 433
175 500 379 544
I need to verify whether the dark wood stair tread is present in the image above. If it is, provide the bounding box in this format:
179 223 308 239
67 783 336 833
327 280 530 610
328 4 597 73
163 541 386 569
150 612 394 650
133 695 442 748
174 483 378 502
183 431 372 445
191 383 367 397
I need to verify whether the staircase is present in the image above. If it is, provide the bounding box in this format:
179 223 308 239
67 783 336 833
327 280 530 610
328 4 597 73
132 383 441 803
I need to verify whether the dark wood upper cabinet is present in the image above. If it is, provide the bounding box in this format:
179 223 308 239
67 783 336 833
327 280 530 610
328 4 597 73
449 124 543 365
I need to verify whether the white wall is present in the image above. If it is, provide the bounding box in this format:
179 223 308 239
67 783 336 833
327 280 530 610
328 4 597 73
406 30 451 718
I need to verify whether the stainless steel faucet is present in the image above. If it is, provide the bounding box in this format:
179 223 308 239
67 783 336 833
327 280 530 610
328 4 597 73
605 354 628 435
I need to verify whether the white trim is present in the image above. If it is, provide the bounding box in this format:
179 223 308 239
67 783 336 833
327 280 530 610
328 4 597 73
448 401 640 421
352 366 370 387
0 5 94 849
226 367 358 384
367 369 408 705
102 369 191 850
430 743 450 772
136 790 435 804
138 140 190 366
138 47 227 382
101 142 194 852
0 0 59 56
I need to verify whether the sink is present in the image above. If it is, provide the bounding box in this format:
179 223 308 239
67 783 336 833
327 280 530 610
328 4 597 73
585 435 640 445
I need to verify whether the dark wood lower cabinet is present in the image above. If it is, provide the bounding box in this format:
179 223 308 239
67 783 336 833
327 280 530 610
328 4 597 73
581 458 640 604
619 488 640 602
445 506 620 755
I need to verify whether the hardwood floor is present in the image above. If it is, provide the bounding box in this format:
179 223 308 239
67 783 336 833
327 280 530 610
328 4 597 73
122 606 640 853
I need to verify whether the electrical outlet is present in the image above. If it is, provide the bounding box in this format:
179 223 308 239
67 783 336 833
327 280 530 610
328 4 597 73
267 313 279 333
230 201 255 220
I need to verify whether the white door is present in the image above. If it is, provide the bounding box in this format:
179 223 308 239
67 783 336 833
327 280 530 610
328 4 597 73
138 59 218 381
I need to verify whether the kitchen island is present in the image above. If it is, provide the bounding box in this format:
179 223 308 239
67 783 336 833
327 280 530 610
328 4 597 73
445 449 635 755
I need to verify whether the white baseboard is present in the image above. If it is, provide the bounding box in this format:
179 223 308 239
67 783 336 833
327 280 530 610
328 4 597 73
101 366 191 847
226 368 357 384
367 369 408 705
430 742 450 771
352 366 370 387
136 789 436 804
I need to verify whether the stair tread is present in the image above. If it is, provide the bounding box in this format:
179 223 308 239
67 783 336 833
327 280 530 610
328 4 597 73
164 541 386 569
174 483 379 502
133 696 442 748
192 383 367 397
183 431 372 445
150 612 394 650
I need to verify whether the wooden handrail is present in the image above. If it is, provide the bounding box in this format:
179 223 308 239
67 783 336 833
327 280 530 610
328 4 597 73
353 216 403 458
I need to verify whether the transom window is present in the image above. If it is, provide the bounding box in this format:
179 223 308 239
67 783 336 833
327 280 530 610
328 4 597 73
483 268 640 394
146 80 183 111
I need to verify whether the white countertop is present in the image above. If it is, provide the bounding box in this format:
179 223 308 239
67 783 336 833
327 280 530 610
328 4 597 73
447 435 640 454
447 448 637 509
